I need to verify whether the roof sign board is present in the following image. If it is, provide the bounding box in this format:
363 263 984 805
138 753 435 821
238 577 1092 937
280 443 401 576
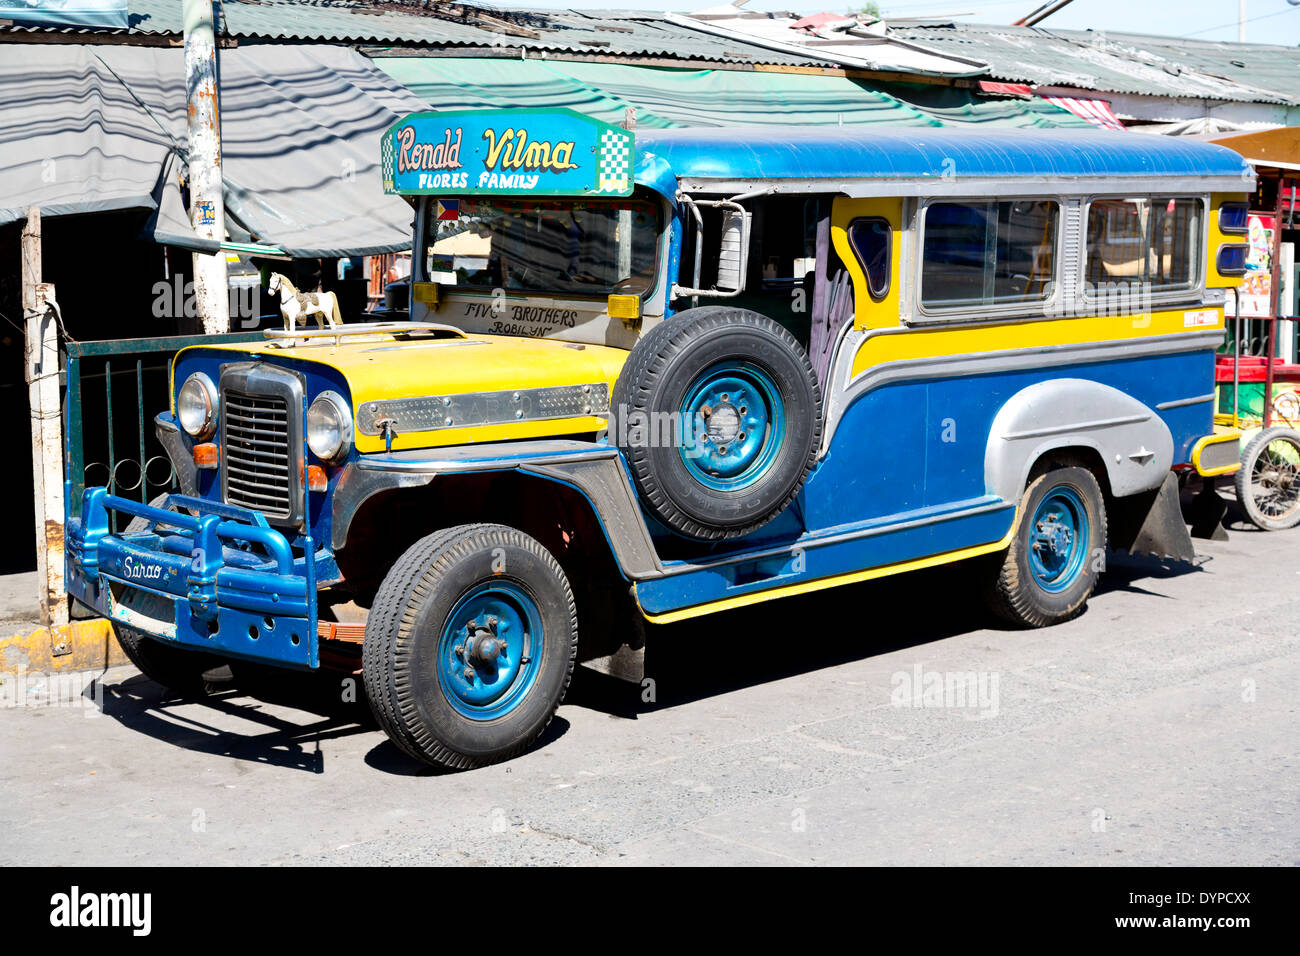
382 108 634 198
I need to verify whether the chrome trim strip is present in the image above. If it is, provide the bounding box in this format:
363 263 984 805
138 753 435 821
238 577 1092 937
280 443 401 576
823 329 1224 449
651 497 1014 580
356 383 610 436
1157 393 1217 411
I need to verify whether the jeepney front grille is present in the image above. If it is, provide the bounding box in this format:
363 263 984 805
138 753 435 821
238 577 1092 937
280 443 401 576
222 389 293 519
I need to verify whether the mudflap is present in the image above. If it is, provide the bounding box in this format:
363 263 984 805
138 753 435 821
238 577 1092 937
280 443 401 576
1186 476 1230 542
1108 472 1199 563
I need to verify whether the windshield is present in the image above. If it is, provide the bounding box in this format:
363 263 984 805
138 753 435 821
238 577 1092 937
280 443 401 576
423 197 660 298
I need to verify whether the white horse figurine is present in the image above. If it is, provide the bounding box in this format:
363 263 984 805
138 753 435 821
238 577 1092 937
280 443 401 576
268 272 342 333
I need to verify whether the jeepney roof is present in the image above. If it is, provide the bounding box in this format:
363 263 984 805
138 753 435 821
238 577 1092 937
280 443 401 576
634 126 1255 196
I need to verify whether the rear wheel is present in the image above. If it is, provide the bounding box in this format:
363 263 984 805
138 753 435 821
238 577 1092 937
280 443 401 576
362 524 578 770
1234 427 1300 531
984 466 1107 628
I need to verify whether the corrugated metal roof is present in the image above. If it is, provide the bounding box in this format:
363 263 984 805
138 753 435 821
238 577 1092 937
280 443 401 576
0 1 832 67
887 20 1300 105
1086 30 1300 103
378 55 1091 130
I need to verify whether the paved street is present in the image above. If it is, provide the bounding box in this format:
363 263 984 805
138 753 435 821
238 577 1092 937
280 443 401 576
2 510 1297 867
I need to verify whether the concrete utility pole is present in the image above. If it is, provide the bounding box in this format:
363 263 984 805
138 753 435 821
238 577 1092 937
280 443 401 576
184 0 229 334
22 207 69 635
1239 0 1247 42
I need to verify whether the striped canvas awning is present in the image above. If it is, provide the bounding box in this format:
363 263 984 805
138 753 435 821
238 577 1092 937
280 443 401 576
1039 95 1126 131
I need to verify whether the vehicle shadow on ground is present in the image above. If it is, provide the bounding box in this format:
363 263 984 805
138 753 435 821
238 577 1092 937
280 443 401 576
100 536 1215 773
100 667 377 773
571 560 1001 716
568 541 1216 717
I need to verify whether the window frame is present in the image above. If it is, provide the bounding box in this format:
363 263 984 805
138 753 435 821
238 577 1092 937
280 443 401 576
846 216 893 302
415 192 669 307
1080 194 1207 307
911 195 1066 325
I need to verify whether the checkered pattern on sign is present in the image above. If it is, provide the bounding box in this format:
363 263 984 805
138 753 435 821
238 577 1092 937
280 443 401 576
381 136 395 192
598 129 631 194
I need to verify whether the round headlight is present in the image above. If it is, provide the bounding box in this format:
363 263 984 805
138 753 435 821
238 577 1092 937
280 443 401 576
178 373 218 438
307 391 353 462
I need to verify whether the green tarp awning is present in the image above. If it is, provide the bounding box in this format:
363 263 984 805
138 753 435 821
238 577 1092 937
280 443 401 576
374 56 1091 130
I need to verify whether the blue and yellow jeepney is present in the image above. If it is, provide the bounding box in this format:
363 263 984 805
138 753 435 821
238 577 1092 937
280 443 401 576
67 109 1253 768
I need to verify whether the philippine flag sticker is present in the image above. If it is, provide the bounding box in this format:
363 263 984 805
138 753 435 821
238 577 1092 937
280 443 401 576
436 200 459 221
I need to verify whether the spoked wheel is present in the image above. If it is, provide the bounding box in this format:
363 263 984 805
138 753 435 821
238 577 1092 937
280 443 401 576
1235 427 1300 531
363 524 578 770
984 466 1107 628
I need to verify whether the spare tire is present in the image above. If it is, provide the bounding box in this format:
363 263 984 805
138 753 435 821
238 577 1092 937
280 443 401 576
612 307 822 540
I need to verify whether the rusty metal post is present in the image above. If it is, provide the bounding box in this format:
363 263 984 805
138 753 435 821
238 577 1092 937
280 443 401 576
1263 173 1287 427
184 0 229 334
22 207 69 635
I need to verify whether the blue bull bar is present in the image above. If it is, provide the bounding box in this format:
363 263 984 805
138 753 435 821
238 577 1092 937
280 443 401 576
65 487 319 669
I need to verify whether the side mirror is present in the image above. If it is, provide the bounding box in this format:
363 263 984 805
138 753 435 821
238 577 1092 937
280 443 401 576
716 208 752 294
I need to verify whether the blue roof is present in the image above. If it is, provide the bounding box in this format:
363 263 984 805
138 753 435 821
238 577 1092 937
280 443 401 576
634 126 1254 192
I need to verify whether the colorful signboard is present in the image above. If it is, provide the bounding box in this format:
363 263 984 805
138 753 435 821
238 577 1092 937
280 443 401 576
381 109 634 198
1226 213 1275 319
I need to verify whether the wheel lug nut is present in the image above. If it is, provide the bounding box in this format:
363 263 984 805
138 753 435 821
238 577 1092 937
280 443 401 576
463 666 476 681
454 644 464 658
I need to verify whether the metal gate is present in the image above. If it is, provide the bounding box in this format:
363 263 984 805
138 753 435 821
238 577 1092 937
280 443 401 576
64 332 262 526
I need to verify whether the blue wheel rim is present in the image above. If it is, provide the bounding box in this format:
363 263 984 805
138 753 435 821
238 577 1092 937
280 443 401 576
436 581 543 720
1027 485 1090 593
678 362 786 492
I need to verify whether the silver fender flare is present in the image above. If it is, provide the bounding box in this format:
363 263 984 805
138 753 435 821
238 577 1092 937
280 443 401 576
985 378 1173 503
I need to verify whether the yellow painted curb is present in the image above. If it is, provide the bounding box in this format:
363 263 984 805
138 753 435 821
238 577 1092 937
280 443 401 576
0 618 127 675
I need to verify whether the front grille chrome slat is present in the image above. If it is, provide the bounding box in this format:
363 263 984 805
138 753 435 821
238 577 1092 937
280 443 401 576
222 385 295 519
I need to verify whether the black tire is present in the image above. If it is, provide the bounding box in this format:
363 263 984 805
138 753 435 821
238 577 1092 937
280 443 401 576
362 524 578 770
115 494 227 696
984 466 1108 628
112 623 227 698
612 307 822 540
1234 426 1300 531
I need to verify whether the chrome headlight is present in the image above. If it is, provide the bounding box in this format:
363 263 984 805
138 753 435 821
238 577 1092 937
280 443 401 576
178 372 218 438
306 391 353 462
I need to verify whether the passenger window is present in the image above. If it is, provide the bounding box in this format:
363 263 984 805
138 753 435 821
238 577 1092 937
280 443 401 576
847 218 891 300
1085 197 1202 296
920 200 1058 309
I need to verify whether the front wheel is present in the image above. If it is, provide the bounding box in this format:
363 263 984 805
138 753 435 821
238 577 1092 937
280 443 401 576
112 624 227 698
984 466 1108 628
1234 426 1300 531
362 524 578 770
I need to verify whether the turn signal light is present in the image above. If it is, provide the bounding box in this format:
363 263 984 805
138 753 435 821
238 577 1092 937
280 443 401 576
304 464 328 493
192 443 219 469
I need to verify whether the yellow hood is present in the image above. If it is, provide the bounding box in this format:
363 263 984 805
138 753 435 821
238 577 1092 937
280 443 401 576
186 330 629 454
